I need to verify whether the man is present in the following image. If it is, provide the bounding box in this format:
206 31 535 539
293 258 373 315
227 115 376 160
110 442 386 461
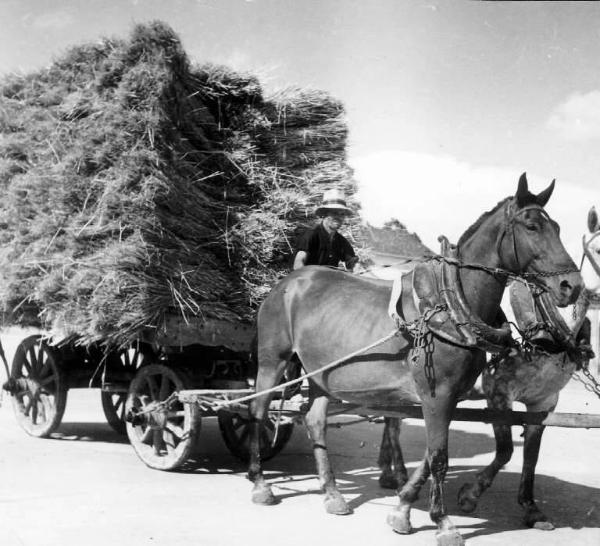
293 188 359 271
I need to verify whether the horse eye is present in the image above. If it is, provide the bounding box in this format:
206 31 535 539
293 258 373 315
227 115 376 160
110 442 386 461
525 223 539 232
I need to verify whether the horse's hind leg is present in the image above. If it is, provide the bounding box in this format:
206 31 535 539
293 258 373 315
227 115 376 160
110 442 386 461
247 358 288 506
304 383 351 515
378 417 408 490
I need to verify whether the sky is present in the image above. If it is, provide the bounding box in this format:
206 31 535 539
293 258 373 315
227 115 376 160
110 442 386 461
1 0 600 259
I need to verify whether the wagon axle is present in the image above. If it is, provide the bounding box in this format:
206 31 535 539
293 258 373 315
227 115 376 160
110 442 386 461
125 402 171 429
2 377 39 397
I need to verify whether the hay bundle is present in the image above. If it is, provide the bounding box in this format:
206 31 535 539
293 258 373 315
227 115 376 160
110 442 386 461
0 21 359 346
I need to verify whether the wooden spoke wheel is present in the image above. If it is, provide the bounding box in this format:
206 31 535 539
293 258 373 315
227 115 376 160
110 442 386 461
219 360 301 461
218 411 294 463
125 364 200 471
10 335 67 438
101 342 155 435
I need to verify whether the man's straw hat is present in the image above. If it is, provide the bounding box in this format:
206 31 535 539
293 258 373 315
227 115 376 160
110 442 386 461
315 188 353 216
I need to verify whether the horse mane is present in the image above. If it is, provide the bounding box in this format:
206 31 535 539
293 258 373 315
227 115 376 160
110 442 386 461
457 196 512 247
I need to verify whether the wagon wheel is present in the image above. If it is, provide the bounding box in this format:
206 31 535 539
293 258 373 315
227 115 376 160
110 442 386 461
101 342 155 435
125 364 200 471
218 361 299 462
218 410 294 462
10 335 67 438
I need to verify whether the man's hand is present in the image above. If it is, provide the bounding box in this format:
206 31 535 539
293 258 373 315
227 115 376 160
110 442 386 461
293 251 308 270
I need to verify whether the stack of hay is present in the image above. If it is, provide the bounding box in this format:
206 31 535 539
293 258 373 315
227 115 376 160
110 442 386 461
0 21 359 347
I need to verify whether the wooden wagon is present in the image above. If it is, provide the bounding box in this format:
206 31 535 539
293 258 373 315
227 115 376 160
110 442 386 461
3 315 300 471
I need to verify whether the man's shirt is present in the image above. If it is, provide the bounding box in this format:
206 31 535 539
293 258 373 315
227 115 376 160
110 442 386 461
295 223 356 268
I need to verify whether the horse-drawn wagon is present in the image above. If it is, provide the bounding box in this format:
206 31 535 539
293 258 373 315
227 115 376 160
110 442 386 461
3 314 303 471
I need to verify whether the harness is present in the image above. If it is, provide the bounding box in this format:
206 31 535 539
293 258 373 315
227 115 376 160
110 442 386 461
391 199 580 354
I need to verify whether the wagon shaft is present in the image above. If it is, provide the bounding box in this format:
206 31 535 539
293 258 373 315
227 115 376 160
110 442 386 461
338 403 600 429
177 390 600 429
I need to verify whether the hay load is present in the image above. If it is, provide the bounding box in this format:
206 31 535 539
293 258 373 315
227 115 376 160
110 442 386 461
0 21 358 346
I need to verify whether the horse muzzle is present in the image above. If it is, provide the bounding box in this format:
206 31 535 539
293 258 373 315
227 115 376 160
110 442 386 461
550 272 583 307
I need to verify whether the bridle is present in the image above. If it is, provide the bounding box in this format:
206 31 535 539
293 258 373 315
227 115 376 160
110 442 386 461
496 200 580 285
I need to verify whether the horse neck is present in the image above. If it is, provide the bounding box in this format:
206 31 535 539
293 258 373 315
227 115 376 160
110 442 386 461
456 210 508 324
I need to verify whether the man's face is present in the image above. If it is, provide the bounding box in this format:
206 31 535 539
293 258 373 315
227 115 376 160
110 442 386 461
322 211 346 232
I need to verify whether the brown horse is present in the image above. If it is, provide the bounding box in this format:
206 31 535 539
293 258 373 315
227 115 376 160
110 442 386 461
247 174 582 546
455 206 600 530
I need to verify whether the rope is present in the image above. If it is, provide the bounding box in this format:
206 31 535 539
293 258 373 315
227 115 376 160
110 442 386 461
127 329 401 419
358 252 573 291
210 329 400 409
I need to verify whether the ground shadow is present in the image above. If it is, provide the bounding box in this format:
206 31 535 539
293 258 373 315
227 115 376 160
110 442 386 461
450 465 600 540
48 422 128 444
184 418 599 539
35 415 600 540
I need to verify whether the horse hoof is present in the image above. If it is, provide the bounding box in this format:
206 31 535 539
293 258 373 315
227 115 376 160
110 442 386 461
324 495 351 515
524 509 554 530
435 529 465 546
457 483 478 513
252 486 276 506
378 473 399 490
387 509 412 534
532 521 555 531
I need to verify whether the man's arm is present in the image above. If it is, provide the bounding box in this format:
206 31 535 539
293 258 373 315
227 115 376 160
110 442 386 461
340 237 358 271
293 250 308 270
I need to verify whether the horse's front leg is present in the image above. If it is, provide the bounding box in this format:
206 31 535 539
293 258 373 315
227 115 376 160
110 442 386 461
304 389 351 515
378 417 408 490
424 401 465 546
519 397 558 530
387 454 430 534
457 422 513 513
458 384 514 513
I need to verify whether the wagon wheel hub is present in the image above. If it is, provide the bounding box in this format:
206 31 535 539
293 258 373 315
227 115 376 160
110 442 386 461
146 403 169 430
3 377 39 397
125 400 168 429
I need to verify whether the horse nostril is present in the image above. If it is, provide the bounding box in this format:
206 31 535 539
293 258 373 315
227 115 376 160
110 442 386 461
560 280 572 292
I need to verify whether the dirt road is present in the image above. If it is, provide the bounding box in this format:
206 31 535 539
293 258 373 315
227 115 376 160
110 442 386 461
0 329 599 546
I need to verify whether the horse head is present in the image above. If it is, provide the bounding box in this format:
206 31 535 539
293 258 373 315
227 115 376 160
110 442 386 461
498 173 582 307
582 206 600 294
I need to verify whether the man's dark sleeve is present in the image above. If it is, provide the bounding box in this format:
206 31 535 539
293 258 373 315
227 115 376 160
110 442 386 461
340 236 357 268
295 229 315 253
293 228 318 267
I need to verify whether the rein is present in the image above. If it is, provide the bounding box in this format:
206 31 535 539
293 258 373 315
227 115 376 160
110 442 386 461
359 200 578 291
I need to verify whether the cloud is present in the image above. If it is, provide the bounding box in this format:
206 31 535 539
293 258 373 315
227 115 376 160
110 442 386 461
350 150 600 261
29 11 75 31
547 90 600 141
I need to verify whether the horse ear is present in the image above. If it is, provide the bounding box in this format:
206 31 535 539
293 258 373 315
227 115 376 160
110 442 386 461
588 206 599 233
515 172 529 206
536 179 555 207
